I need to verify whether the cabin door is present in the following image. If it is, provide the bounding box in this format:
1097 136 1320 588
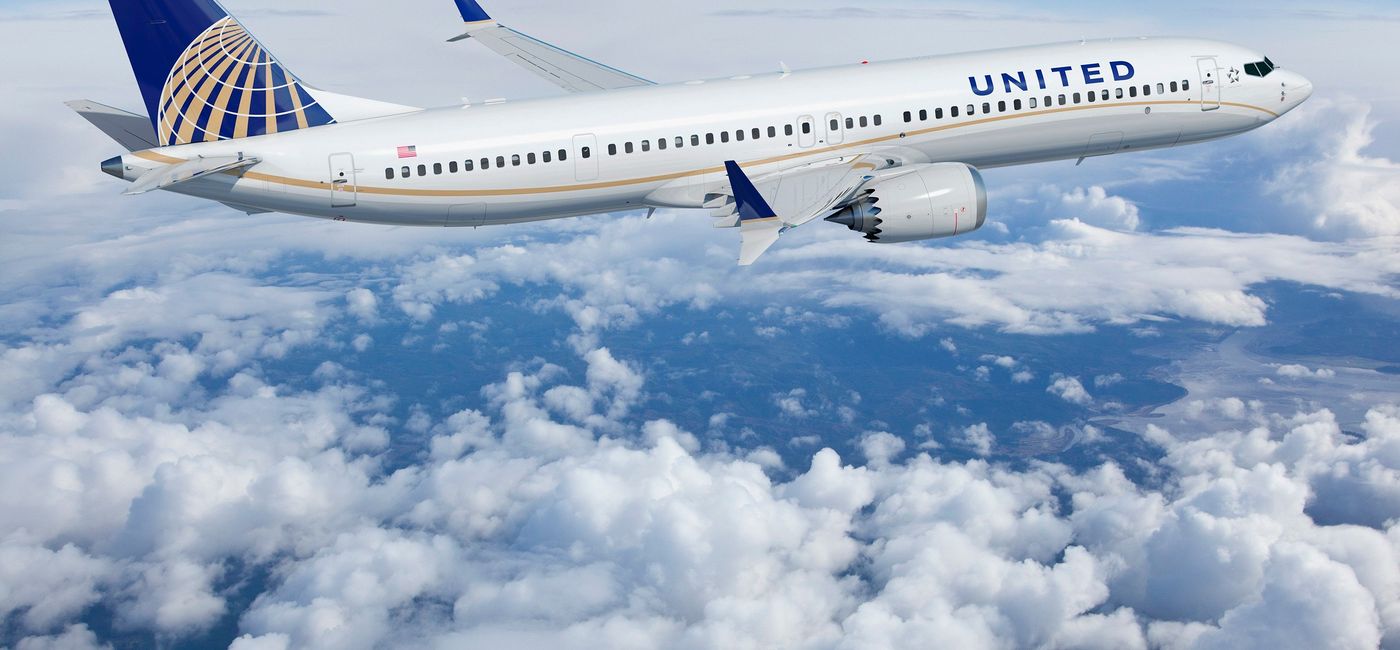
1197 58 1221 111
573 134 598 181
329 152 356 207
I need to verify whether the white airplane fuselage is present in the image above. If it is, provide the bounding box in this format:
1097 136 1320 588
110 37 1312 227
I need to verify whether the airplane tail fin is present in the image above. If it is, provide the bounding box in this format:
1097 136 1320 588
106 0 416 147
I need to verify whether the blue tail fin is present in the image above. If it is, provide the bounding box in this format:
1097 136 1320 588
107 0 335 146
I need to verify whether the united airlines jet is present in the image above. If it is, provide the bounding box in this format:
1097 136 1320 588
75 0 1312 265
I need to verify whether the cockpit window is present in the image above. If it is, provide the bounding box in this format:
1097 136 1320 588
1245 58 1277 78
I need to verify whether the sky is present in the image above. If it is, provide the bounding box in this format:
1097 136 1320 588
1 1 1399 649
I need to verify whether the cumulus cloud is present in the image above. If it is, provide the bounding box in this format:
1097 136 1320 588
1274 364 1337 379
1045 185 1142 231
2 256 1400 649
1048 375 1093 405
1262 99 1400 239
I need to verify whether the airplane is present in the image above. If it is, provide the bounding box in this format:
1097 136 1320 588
75 0 1313 265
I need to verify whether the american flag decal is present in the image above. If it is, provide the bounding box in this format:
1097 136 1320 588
397 145 418 159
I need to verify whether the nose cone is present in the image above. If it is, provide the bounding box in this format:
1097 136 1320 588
101 155 125 180
1277 70 1313 110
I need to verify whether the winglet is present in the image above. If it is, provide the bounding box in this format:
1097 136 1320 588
453 0 493 23
447 0 497 40
725 161 785 266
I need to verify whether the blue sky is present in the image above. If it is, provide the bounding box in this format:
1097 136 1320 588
1 1 1399 649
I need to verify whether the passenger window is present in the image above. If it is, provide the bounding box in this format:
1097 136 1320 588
767 126 776 138
903 110 911 123
859 116 869 127
834 118 842 131
720 132 729 143
658 138 666 150
1058 94 1066 106
1116 88 1124 99
641 140 650 151
1157 83 1165 94
480 158 489 170
784 125 793 136
693 134 702 145
1142 85 1151 96
1086 92 1095 103
967 104 975 115
1044 95 1053 107
1129 86 1137 98
997 100 1006 112
1072 93 1080 104
873 115 882 126
845 117 854 129
464 159 474 171
449 161 458 173
385 168 394 179
511 154 520 166
1183 80 1190 91
559 149 568 161
625 142 634 153
527 153 536 164
609 144 617 155
735 130 744 142
934 107 943 119
751 128 760 139
707 133 716 144
920 109 928 120
1013 99 1022 110
1028 97 1037 109
1171 81 1179 92
542 151 551 163
433 163 442 175
418 164 427 176
800 122 811 135
496 156 505 167
951 105 960 117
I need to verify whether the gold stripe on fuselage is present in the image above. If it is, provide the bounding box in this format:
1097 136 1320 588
135 99 1279 198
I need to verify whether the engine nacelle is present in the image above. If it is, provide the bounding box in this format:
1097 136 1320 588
827 163 987 243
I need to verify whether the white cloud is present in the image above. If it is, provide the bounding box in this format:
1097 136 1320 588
773 388 816 418
1275 364 1337 379
1048 375 1093 405
345 288 379 322
858 431 906 467
1046 185 1142 231
959 423 996 456
1262 99 1400 239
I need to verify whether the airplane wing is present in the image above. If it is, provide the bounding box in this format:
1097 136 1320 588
716 156 881 265
448 0 654 93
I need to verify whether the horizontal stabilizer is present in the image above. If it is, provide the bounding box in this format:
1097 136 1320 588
124 155 260 196
65 100 159 152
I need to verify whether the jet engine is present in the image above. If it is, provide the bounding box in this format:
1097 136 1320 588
826 163 987 243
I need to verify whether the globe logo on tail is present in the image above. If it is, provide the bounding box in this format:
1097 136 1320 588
156 16 334 146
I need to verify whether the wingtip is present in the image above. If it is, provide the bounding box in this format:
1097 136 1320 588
453 0 493 22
